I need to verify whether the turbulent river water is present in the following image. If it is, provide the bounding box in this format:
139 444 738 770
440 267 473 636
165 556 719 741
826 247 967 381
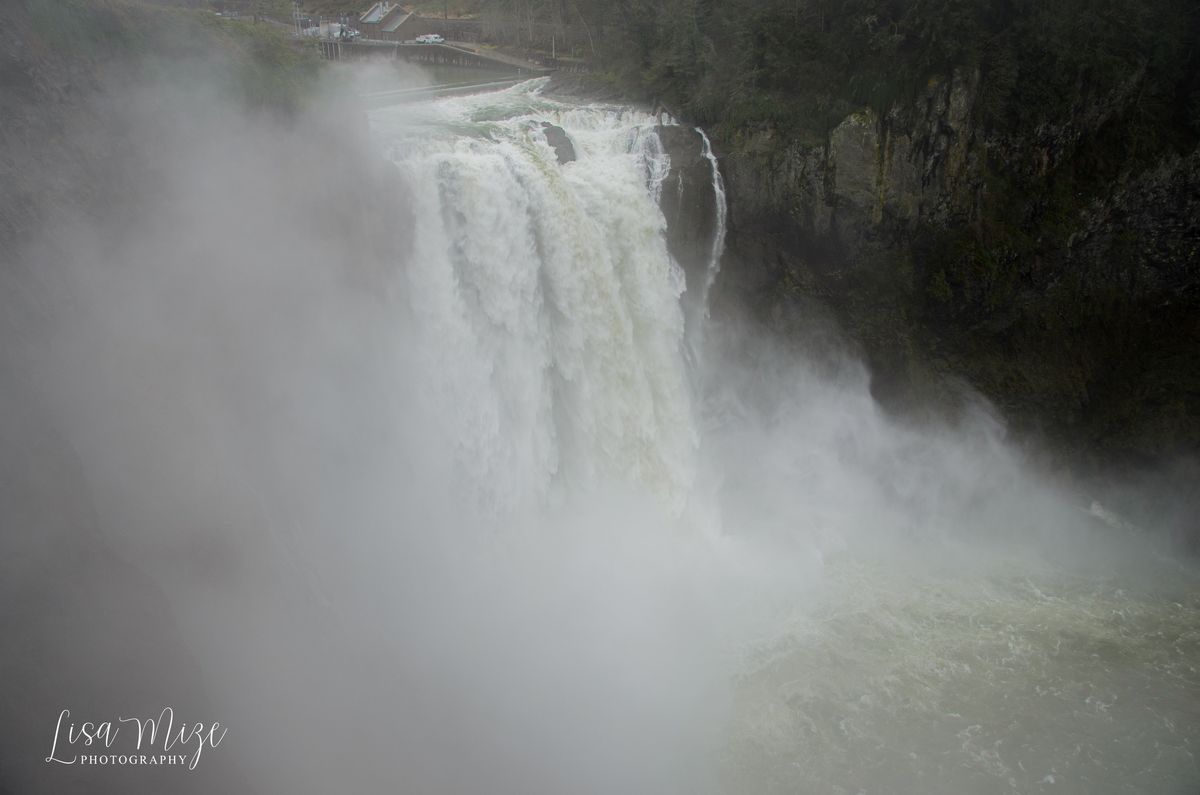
365 80 1200 794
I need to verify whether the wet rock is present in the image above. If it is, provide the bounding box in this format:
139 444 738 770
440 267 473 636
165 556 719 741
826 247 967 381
656 125 717 300
717 63 1200 463
539 122 575 164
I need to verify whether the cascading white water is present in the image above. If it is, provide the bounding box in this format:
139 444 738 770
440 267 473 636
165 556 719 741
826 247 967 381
633 124 673 205
376 85 696 515
695 127 727 316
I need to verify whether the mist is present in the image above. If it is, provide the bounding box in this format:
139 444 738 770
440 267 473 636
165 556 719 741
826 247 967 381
2 55 1196 795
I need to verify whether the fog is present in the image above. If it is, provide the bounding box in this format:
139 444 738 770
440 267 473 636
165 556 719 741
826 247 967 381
1 58 1196 794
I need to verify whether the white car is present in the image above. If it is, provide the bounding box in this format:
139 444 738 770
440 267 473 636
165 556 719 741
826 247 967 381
414 34 444 44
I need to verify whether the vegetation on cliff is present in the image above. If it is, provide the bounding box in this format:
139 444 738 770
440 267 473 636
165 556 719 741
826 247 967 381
478 1 1198 142
19 0 319 111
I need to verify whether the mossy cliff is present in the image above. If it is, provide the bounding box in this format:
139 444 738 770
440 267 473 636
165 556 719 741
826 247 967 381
713 65 1198 465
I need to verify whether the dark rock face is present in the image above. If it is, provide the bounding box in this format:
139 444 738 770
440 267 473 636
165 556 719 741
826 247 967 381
539 122 576 164
655 125 717 307
716 67 1200 464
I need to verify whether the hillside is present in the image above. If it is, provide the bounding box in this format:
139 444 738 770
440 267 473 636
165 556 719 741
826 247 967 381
1 0 324 250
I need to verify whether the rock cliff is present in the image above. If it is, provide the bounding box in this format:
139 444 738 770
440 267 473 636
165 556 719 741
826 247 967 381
710 67 1199 465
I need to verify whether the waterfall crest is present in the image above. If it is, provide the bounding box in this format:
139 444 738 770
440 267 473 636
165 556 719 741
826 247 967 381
379 85 700 515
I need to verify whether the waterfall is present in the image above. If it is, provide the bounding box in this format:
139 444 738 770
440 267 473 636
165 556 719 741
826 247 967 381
378 84 698 515
630 125 672 204
696 127 727 318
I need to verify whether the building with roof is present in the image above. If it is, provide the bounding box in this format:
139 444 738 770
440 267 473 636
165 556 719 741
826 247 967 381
357 2 482 42
358 2 404 38
359 2 389 24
